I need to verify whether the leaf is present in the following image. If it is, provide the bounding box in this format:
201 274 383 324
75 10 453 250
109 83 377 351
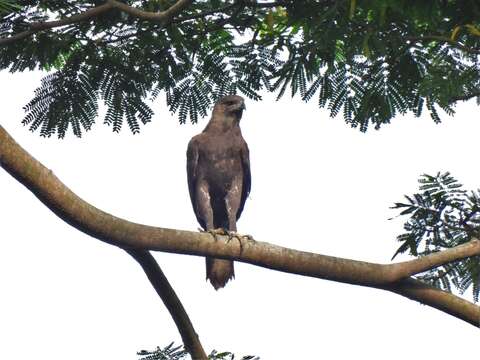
391 235 415 260
399 206 416 215
0 0 20 14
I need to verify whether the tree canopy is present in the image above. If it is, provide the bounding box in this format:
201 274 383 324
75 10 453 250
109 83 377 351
0 0 479 137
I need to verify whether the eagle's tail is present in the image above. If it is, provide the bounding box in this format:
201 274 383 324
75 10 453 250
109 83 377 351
206 258 235 290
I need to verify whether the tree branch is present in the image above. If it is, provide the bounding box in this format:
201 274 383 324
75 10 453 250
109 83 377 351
0 124 479 327
386 278 480 327
126 249 208 360
0 0 193 46
107 0 193 25
0 3 115 46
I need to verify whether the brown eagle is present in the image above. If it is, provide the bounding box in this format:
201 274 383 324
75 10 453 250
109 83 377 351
186 95 251 290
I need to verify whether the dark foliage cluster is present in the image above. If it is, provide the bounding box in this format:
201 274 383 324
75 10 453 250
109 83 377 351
1 1 479 137
137 343 187 360
137 343 259 360
392 172 480 302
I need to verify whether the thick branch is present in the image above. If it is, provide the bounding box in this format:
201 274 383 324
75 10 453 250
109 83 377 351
126 249 207 360
0 0 193 46
386 277 479 327
0 124 479 327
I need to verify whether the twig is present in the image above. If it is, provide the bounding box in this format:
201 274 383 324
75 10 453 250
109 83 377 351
108 0 193 24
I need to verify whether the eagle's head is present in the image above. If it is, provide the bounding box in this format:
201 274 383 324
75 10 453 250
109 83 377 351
214 95 246 120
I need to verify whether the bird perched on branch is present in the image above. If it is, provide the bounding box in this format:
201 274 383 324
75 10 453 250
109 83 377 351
186 95 251 290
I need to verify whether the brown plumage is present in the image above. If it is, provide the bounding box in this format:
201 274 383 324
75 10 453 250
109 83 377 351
186 95 251 290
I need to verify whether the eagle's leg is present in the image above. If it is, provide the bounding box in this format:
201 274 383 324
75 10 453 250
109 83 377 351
195 181 234 289
195 182 228 243
224 180 248 249
195 180 214 229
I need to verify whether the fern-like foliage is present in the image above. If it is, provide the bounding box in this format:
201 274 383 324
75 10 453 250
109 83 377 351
22 56 98 138
208 350 259 360
392 172 480 302
137 343 187 360
0 0 19 14
1 1 480 136
137 343 259 360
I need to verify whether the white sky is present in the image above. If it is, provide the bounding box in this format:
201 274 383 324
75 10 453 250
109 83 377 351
0 71 478 360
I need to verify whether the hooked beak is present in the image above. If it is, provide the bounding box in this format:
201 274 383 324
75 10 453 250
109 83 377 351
240 102 246 111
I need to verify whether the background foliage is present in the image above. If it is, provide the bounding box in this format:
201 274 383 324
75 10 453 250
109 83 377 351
137 343 259 360
392 172 480 302
0 0 479 137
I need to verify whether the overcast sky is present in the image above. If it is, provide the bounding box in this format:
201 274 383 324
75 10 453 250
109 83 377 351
0 70 478 360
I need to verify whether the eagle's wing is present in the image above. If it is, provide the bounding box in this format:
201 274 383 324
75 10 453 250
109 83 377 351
186 136 206 229
236 141 251 220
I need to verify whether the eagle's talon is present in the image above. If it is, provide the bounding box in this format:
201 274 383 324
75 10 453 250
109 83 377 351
200 228 229 242
226 231 240 243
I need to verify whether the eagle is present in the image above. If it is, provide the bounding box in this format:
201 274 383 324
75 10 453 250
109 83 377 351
186 95 251 290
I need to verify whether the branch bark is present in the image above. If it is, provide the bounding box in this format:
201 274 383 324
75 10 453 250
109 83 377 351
0 0 193 46
126 249 207 360
0 124 479 327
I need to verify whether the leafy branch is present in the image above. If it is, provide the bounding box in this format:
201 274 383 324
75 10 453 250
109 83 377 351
137 343 259 360
392 172 480 302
